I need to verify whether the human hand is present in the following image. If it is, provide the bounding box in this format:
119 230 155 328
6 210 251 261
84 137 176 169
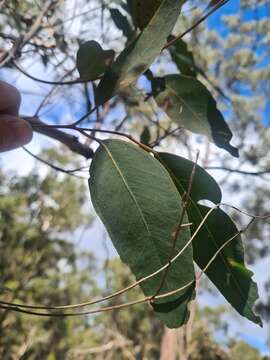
0 81 33 152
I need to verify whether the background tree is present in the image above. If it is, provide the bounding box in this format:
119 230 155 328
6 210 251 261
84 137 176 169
0 149 100 359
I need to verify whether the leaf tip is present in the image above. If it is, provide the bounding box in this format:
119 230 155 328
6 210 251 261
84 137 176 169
226 144 239 158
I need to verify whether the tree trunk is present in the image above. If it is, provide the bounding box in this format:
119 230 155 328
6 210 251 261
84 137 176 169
160 302 197 360
160 327 178 360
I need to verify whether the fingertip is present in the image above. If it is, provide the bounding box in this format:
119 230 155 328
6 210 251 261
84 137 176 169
0 81 21 115
17 118 33 145
0 115 33 152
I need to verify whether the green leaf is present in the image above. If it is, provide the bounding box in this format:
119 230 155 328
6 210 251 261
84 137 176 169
192 205 262 326
169 37 197 77
155 74 239 157
140 126 151 145
158 152 222 204
89 140 195 328
206 0 227 11
110 8 133 40
95 0 185 105
130 0 162 30
157 152 262 326
168 37 228 100
76 41 115 80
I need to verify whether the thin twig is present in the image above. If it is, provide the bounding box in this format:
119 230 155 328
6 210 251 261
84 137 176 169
0 0 54 67
152 152 199 299
32 122 155 153
206 166 270 176
0 204 269 315
71 107 99 127
196 218 256 284
149 127 183 147
13 61 101 86
163 0 230 50
220 203 270 219
23 117 94 159
23 147 87 178
0 207 219 311
0 213 257 317
21 0 54 47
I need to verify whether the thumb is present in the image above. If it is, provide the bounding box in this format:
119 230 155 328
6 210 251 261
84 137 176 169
0 115 33 152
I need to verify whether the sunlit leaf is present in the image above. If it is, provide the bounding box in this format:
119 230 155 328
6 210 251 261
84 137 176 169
155 74 239 157
96 0 185 105
168 39 228 100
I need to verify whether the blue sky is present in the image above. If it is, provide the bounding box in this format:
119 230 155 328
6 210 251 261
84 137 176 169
208 0 270 125
206 2 270 352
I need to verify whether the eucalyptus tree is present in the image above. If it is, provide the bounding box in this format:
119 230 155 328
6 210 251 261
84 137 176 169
0 0 270 356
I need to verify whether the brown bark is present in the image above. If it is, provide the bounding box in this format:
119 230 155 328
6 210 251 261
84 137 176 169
160 327 178 360
24 116 94 159
160 302 197 360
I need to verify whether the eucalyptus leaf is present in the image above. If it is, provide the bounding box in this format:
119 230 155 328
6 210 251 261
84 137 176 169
95 0 185 105
140 126 151 145
155 74 239 157
168 37 228 100
130 0 162 30
89 140 195 328
206 0 227 12
76 41 115 80
192 204 262 326
157 152 262 326
169 37 197 77
110 8 133 40
158 153 222 204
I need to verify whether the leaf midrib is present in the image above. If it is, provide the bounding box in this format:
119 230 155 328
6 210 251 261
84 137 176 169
101 142 173 293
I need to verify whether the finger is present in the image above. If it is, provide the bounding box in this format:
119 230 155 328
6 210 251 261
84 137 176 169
0 81 21 115
0 115 33 152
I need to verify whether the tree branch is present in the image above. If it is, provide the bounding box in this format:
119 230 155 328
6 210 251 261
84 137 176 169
23 116 94 159
23 147 87 178
0 0 54 67
163 0 230 50
206 166 270 176
13 61 100 86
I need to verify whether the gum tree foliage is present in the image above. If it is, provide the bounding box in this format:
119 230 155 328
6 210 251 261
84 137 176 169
0 0 270 333
0 150 102 359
